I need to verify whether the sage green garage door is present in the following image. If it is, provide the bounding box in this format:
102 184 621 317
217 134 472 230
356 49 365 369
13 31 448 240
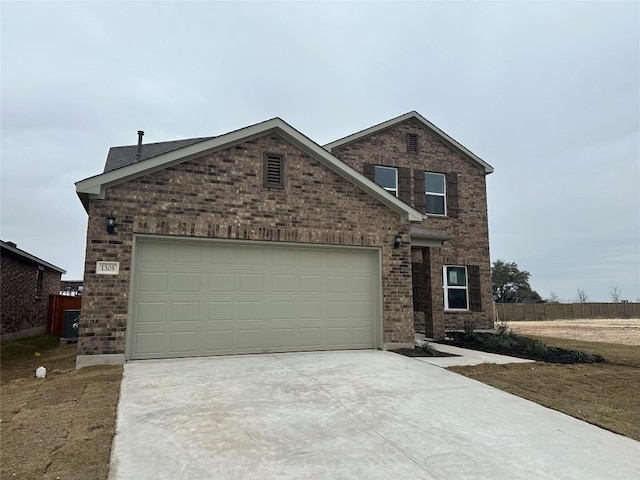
129 238 379 360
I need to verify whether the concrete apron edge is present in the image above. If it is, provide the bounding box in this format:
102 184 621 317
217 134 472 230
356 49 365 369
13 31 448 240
76 354 125 369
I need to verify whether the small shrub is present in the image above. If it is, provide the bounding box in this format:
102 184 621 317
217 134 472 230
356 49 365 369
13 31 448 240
484 334 518 350
495 320 513 338
463 321 478 342
415 342 436 355
524 339 549 358
570 350 596 363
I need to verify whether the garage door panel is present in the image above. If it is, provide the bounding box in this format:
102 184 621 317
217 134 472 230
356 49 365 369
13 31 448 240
172 302 200 322
174 245 203 263
298 301 322 319
239 274 264 292
139 272 168 292
326 327 350 347
352 326 374 346
236 329 263 350
298 328 322 348
271 328 294 348
272 250 296 266
237 301 263 320
327 276 349 293
137 302 166 323
168 332 198 354
209 273 235 291
135 333 165 355
130 239 378 359
351 276 372 293
208 301 234 320
350 301 372 318
327 301 349 319
272 274 295 292
271 301 295 319
238 248 265 266
173 273 202 292
140 242 170 263
208 247 236 265
299 275 322 292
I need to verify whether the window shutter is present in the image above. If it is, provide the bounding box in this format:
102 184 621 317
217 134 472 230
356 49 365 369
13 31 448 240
407 133 418 154
414 169 425 212
398 167 411 203
264 154 284 187
446 173 459 218
468 265 482 312
412 261 426 312
363 163 375 181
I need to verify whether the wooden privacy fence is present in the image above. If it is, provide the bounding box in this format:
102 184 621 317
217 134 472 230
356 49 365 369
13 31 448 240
495 302 640 321
47 294 82 335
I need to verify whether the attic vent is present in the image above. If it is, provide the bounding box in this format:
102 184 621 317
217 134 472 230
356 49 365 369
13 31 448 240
264 153 284 188
407 133 418 154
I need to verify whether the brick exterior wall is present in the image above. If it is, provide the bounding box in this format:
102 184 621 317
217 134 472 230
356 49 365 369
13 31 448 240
79 133 414 356
1 252 62 335
330 118 494 336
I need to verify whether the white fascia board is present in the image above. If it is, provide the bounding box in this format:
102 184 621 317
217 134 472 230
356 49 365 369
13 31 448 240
324 111 494 175
76 118 423 223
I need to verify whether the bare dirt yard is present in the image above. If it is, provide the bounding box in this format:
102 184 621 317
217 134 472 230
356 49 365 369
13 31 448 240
1 336 121 479
506 318 640 346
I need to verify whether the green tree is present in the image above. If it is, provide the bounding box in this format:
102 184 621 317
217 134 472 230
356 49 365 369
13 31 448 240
491 259 543 303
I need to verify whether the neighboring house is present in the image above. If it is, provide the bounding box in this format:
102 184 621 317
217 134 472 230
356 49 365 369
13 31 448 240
74 112 494 368
1 240 66 341
60 280 83 296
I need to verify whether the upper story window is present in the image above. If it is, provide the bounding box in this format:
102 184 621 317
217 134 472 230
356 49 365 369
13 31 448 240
425 172 446 215
263 153 284 188
36 266 44 298
375 166 398 197
443 265 468 310
407 133 418 154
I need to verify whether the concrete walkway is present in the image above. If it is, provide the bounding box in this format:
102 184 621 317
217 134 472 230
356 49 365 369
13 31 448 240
416 340 535 367
109 351 639 480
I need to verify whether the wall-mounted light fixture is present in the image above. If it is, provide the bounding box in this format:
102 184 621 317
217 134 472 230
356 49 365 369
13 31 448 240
394 233 402 249
106 215 116 235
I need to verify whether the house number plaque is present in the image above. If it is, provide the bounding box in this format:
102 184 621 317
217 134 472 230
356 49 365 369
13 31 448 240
96 261 120 275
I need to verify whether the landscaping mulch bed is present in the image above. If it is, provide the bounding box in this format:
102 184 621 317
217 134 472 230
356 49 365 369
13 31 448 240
390 347 458 358
441 331 604 364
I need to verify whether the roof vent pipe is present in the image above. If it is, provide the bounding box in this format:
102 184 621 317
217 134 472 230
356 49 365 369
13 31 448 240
136 130 144 161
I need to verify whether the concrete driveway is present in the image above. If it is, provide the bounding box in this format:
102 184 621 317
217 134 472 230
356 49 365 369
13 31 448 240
109 350 639 480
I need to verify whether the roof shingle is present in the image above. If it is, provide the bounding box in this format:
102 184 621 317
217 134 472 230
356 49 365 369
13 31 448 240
103 136 214 173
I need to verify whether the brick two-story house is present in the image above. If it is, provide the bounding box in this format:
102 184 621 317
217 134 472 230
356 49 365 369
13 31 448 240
1 240 66 341
74 112 493 368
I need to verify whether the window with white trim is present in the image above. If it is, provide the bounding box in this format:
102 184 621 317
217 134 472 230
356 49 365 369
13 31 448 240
443 265 468 310
425 172 446 215
375 166 398 197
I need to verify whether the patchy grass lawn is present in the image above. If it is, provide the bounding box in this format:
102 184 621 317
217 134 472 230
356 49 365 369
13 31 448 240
1 335 122 479
450 336 640 441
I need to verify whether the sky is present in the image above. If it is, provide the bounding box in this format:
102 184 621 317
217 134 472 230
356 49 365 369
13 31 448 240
1 1 638 302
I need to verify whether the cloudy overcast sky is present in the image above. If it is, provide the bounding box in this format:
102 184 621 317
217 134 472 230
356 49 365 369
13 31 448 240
1 1 638 302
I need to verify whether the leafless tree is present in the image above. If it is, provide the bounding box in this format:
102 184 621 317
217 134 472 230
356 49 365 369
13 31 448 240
609 285 622 303
576 289 588 303
547 292 560 303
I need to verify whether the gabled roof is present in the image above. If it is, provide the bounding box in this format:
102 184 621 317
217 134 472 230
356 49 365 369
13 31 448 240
324 111 494 174
1 240 66 274
76 118 424 222
104 137 213 173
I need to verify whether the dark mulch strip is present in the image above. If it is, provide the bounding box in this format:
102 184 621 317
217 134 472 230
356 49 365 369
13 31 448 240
390 347 458 358
440 331 605 364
